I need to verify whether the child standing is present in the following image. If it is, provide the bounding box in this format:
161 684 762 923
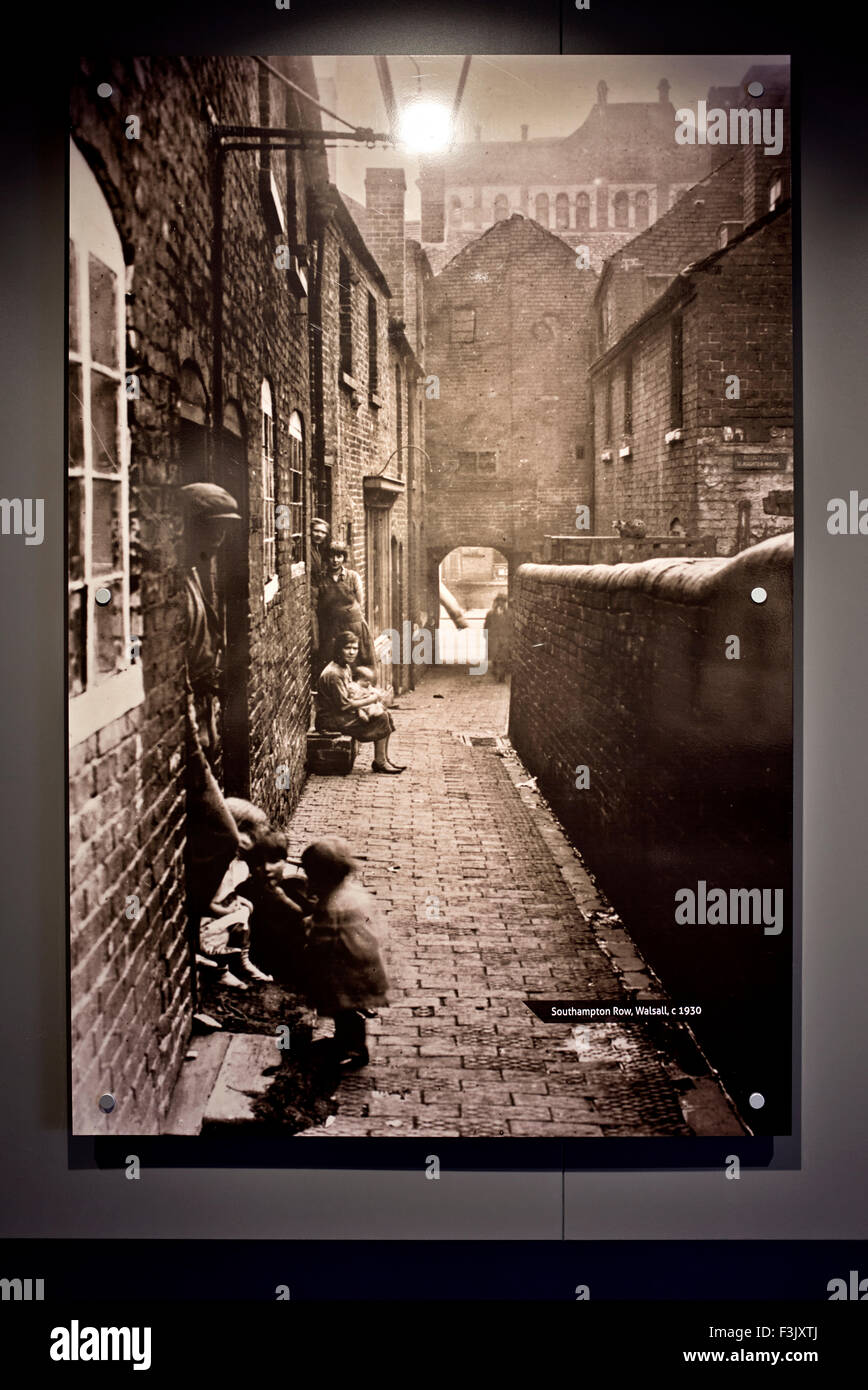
300 837 389 1069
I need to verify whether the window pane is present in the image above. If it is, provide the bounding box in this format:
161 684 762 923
68 363 84 470
477 453 497 474
91 371 120 471
68 477 85 582
91 479 123 574
68 587 86 696
69 240 79 353
88 253 118 368
94 578 126 681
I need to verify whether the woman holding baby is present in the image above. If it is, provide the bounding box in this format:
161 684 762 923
316 631 406 774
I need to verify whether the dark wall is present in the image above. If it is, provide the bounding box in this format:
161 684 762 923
509 534 793 1130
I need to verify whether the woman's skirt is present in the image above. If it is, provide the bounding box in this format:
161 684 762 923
315 708 395 742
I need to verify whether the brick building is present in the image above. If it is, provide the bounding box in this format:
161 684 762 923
68 57 426 1133
589 123 793 554
423 214 598 611
417 76 710 273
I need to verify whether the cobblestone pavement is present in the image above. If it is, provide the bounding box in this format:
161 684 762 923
283 666 743 1138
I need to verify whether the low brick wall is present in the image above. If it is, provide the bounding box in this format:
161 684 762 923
509 533 793 1129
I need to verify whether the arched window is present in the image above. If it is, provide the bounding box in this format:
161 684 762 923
555 192 570 229
261 379 277 593
634 190 649 229
68 139 142 743
613 191 629 228
534 192 550 227
288 410 305 566
493 193 509 222
576 192 591 231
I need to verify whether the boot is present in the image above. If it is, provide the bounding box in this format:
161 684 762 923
235 950 273 983
216 967 249 990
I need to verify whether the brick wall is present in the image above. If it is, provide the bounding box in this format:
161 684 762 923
591 207 792 554
69 56 316 1133
509 533 793 1127
424 214 597 605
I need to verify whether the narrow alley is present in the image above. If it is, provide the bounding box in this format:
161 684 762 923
284 667 744 1139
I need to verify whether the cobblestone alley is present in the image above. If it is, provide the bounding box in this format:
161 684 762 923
283 667 744 1139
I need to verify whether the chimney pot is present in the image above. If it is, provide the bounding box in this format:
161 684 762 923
520 124 528 141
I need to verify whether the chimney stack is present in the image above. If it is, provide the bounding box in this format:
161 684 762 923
364 167 406 321
520 124 528 141
658 77 670 104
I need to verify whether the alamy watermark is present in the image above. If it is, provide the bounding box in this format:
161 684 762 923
0 498 43 546
675 881 784 935
384 621 488 676
675 101 784 156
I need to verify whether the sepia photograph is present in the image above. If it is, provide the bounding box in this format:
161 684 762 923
67 53 794 1141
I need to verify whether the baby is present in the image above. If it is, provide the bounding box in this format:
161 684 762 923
348 665 389 721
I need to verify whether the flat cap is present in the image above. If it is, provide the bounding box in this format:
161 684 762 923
179 482 242 520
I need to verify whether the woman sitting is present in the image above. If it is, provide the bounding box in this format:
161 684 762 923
316 631 407 774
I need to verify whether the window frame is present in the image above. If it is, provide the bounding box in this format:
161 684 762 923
287 409 305 568
68 139 142 747
450 306 476 343
339 251 353 377
261 378 278 602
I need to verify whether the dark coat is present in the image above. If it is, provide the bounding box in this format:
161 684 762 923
303 878 389 1016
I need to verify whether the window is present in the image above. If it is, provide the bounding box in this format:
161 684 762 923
457 450 497 475
493 194 509 221
670 315 683 430
367 292 378 393
339 251 353 375
261 379 277 589
613 191 629 229
451 306 476 343
68 140 142 745
394 364 403 474
288 410 305 566
768 175 783 211
535 192 550 227
623 356 633 434
555 192 570 229
634 190 649 229
450 197 463 226
576 192 591 231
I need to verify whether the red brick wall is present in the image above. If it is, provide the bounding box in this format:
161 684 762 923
69 56 316 1133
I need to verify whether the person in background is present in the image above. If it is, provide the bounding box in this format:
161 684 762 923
316 540 375 677
484 593 512 682
309 518 330 677
300 837 389 1070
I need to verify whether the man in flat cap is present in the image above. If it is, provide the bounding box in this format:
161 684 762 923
180 482 241 763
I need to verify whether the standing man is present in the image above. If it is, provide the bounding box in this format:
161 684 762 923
179 483 245 1000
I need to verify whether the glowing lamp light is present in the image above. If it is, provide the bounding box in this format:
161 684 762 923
398 99 453 153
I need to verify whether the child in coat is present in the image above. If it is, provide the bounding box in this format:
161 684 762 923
300 837 389 1069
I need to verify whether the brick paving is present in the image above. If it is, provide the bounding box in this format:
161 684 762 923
281 666 742 1138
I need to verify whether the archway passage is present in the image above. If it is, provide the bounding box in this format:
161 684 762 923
438 545 508 668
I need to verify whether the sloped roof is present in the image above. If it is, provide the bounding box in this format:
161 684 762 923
436 210 593 279
595 151 745 297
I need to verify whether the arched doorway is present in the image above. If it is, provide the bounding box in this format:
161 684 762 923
438 545 508 667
